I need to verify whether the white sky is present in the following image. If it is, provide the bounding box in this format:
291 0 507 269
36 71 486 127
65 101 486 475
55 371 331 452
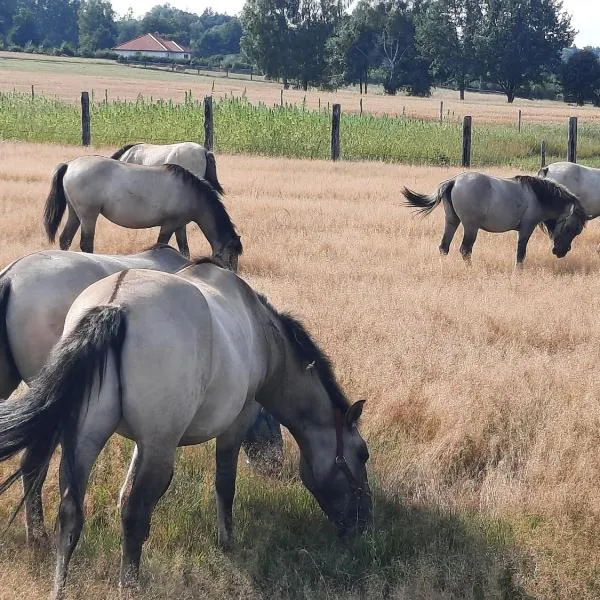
109 0 600 48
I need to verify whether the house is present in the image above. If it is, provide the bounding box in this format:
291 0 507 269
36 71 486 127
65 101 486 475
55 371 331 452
113 33 190 61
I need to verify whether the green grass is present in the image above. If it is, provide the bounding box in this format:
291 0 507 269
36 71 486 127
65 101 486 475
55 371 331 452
2 90 600 169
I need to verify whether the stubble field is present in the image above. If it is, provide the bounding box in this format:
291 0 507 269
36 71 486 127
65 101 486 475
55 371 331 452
0 141 600 598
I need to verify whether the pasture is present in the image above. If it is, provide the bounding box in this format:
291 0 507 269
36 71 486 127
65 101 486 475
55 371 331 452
0 141 600 598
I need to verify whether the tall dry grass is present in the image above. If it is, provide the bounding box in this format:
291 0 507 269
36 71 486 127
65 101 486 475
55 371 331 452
0 141 600 598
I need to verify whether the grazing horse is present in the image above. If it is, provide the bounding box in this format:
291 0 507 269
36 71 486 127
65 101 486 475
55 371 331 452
111 142 225 257
0 259 371 599
0 246 283 548
538 162 600 219
43 156 241 268
403 172 587 265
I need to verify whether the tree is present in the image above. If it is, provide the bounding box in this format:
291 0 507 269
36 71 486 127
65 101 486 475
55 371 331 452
241 0 343 89
561 49 600 106
116 8 140 45
38 0 80 47
9 5 39 46
78 0 117 52
416 0 483 99
480 0 574 103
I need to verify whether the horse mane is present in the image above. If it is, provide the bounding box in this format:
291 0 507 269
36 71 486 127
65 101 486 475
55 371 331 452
110 143 139 160
257 294 349 412
141 242 180 252
164 163 243 255
514 175 584 214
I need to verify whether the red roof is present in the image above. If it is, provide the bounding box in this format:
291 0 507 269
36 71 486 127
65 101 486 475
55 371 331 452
113 33 187 53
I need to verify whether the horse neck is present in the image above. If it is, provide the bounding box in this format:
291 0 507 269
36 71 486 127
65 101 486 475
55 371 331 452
255 319 333 440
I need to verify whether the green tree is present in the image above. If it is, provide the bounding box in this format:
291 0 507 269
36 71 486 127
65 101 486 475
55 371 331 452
78 0 117 52
116 8 140 45
481 0 574 103
416 0 483 99
38 0 80 47
0 0 17 40
9 5 39 46
242 0 342 89
561 49 600 106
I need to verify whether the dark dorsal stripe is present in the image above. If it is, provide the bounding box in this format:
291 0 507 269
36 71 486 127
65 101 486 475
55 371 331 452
257 293 349 413
108 269 129 304
163 163 243 255
110 143 139 160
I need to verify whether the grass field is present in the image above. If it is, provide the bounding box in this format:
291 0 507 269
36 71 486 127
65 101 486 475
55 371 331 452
1 141 600 598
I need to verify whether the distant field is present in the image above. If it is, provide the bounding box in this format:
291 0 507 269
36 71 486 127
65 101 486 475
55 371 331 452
1 141 600 598
2 50 600 125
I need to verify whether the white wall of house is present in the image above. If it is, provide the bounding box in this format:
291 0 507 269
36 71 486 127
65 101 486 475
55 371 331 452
116 50 189 60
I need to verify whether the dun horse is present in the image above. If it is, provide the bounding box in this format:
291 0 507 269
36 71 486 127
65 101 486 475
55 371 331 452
43 156 241 267
111 142 224 257
0 259 371 599
538 162 600 219
0 246 283 548
403 172 587 265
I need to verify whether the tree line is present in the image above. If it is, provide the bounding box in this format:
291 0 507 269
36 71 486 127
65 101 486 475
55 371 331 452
2 0 600 105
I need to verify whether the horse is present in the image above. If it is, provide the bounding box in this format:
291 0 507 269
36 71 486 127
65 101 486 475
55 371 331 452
403 172 587 265
43 156 241 268
0 246 283 548
0 258 371 599
538 162 600 219
111 142 225 257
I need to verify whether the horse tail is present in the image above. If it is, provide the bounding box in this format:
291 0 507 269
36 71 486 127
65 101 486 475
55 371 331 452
403 179 455 216
0 305 126 506
43 163 68 243
110 143 139 160
537 166 549 178
204 151 225 195
0 279 19 394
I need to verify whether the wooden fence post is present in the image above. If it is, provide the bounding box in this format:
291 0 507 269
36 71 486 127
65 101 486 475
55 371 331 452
540 140 546 168
331 103 341 161
31 84 34 100
439 101 443 123
204 96 214 151
280 89 283 107
81 91 90 146
518 109 522 132
567 116 577 163
360 97 363 115
462 115 472 167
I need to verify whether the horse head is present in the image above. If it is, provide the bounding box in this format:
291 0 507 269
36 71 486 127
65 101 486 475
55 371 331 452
298 398 372 535
260 311 372 536
552 202 587 258
214 235 243 272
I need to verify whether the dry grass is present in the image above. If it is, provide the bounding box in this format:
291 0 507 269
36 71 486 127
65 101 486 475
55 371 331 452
1 140 600 598
2 51 600 125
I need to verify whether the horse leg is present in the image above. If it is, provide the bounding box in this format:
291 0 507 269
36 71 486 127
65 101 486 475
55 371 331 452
120 443 176 589
79 215 98 254
459 226 478 264
157 225 176 246
439 202 461 255
215 401 262 550
59 205 80 251
516 225 536 266
52 426 116 599
175 227 190 258
21 445 51 548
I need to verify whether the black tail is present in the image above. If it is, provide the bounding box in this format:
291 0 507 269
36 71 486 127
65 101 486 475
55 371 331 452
0 305 126 505
402 179 455 216
537 166 549 178
204 151 225 195
43 163 68 243
110 143 139 160
0 280 19 393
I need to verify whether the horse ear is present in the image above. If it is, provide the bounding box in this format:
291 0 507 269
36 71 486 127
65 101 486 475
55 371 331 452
345 400 365 427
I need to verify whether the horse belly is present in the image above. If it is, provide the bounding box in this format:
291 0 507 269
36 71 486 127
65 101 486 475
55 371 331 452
101 199 169 229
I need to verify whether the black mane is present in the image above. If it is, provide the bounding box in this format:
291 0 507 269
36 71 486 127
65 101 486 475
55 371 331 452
183 256 226 269
110 143 139 160
257 294 349 412
141 242 181 252
514 175 583 213
164 163 243 255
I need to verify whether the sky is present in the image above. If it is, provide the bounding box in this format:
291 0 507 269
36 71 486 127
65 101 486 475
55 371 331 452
109 0 600 49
